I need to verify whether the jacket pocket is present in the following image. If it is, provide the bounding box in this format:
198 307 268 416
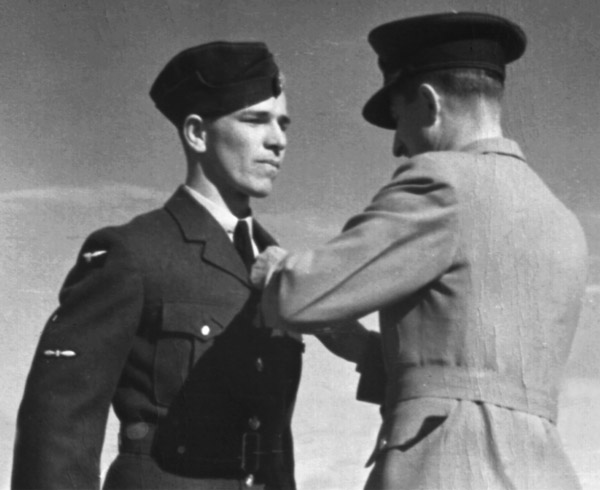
367 398 457 466
153 302 235 407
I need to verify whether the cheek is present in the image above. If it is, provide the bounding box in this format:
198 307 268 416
218 131 244 154
213 136 248 169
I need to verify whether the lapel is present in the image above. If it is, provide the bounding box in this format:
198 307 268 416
253 218 278 252
164 187 250 286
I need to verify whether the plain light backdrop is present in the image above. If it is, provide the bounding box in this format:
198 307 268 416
1 1 599 488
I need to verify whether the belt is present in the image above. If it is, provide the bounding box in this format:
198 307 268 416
387 365 558 423
118 422 272 482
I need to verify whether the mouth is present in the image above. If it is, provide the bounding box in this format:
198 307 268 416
256 160 281 169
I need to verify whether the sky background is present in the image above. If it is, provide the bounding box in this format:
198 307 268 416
1 0 599 488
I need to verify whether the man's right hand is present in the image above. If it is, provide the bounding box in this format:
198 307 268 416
250 245 288 289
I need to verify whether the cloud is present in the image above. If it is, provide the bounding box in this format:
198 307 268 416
587 255 600 286
576 211 600 256
0 183 169 211
0 184 171 250
587 284 600 295
258 209 347 250
558 377 600 488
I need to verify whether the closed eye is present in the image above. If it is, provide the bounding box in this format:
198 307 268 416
238 111 291 131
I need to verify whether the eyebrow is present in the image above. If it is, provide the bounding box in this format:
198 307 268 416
239 110 291 126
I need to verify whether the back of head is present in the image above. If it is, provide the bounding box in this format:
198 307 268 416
363 12 526 129
401 68 504 104
150 41 284 128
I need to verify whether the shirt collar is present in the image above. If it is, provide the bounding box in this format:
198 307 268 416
459 138 525 161
183 185 253 239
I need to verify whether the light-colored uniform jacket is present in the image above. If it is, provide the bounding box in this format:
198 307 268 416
264 138 587 489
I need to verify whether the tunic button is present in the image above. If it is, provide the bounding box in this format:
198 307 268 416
255 357 264 372
177 445 186 454
125 422 149 440
244 474 254 487
248 416 261 431
378 438 388 450
200 325 211 336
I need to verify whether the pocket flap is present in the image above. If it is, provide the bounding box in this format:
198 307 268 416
161 302 238 341
367 398 457 466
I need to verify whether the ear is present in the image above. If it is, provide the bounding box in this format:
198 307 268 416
419 83 442 126
182 114 208 153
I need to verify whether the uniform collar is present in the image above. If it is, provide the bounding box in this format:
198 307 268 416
183 185 254 241
459 138 526 162
164 186 276 286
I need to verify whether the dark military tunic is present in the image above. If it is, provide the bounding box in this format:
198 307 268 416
12 187 303 489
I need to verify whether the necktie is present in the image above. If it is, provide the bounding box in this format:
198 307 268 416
233 220 255 271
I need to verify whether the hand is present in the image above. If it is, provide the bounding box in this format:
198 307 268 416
250 246 288 289
316 320 374 364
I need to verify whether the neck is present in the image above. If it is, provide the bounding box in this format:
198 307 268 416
439 100 503 151
186 172 251 219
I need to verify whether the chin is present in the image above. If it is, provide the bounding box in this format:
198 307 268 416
243 178 275 199
246 185 273 199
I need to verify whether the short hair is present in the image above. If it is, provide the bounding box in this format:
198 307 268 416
397 68 505 104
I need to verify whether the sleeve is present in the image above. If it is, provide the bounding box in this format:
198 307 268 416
315 319 374 364
262 156 459 326
12 228 144 490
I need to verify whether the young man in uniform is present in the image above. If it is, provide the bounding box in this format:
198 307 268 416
14 41 302 490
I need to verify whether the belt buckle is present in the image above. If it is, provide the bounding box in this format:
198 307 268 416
241 431 261 473
244 473 255 488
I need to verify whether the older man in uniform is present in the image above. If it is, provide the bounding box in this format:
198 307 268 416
252 12 587 490
13 42 304 490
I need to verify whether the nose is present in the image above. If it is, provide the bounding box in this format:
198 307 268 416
265 121 287 154
392 131 406 157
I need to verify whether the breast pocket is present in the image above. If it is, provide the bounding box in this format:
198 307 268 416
153 302 235 407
